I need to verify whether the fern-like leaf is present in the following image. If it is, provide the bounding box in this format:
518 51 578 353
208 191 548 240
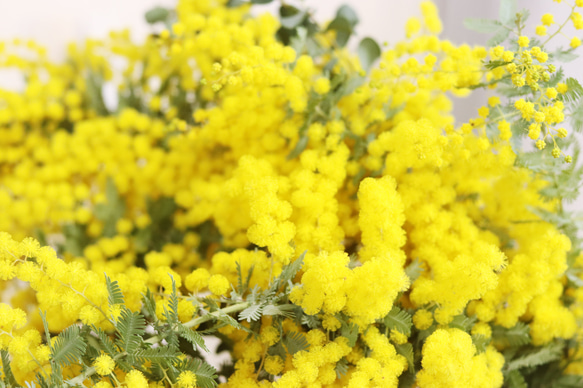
449 314 476 332
91 326 118 356
383 307 412 336
1 349 18 387
284 331 309 355
505 370 527 388
128 347 180 366
142 288 157 320
300 312 320 329
180 358 218 388
395 343 415 373
39 310 51 350
163 275 179 325
115 307 146 354
262 304 296 319
239 303 264 322
335 358 349 379
558 77 583 104
105 274 124 306
492 322 530 348
272 251 306 291
51 325 87 367
506 342 563 371
340 320 359 347
178 325 209 352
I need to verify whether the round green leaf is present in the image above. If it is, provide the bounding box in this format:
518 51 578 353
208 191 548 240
358 37 381 71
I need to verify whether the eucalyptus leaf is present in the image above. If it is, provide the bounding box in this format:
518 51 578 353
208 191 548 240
327 17 353 47
280 10 307 30
357 37 381 71
336 5 359 27
145 7 169 24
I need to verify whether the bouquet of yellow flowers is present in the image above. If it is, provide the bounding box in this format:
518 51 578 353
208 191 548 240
1 0 583 386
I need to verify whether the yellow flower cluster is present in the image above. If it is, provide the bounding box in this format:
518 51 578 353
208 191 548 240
0 0 582 386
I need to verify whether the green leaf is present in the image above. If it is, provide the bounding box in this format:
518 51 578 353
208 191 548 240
280 10 307 30
145 7 170 24
91 326 117 356
239 303 265 322
340 320 359 347
551 48 579 63
142 288 157 320
115 307 146 354
251 0 274 3
51 325 87 367
272 251 306 290
551 375 583 387
405 259 423 283
300 312 320 329
262 304 296 319
178 325 209 352
39 310 51 350
86 73 109 116
505 370 527 388
327 17 353 47
492 322 530 347
558 77 583 104
488 27 511 46
1 350 18 387
506 342 563 371
284 331 309 355
335 358 349 378
181 358 218 388
499 0 517 25
336 5 359 27
128 347 180 366
395 343 415 373
287 135 309 160
463 18 502 33
569 98 583 133
94 177 126 237
163 276 179 325
383 307 412 336
358 37 381 71
449 314 476 332
105 274 124 306
227 0 245 5
472 334 490 354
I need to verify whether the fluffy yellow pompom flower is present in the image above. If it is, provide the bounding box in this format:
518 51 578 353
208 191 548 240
125 370 148 388
536 25 547 36
413 309 434 330
571 36 582 48
185 268 210 292
541 13 554 26
264 355 284 375
208 274 230 296
517 36 530 47
94 354 115 376
177 371 197 388
314 77 331 95
416 329 504 388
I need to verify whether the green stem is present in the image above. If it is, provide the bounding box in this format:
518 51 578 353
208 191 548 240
145 301 250 344
542 4 576 47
